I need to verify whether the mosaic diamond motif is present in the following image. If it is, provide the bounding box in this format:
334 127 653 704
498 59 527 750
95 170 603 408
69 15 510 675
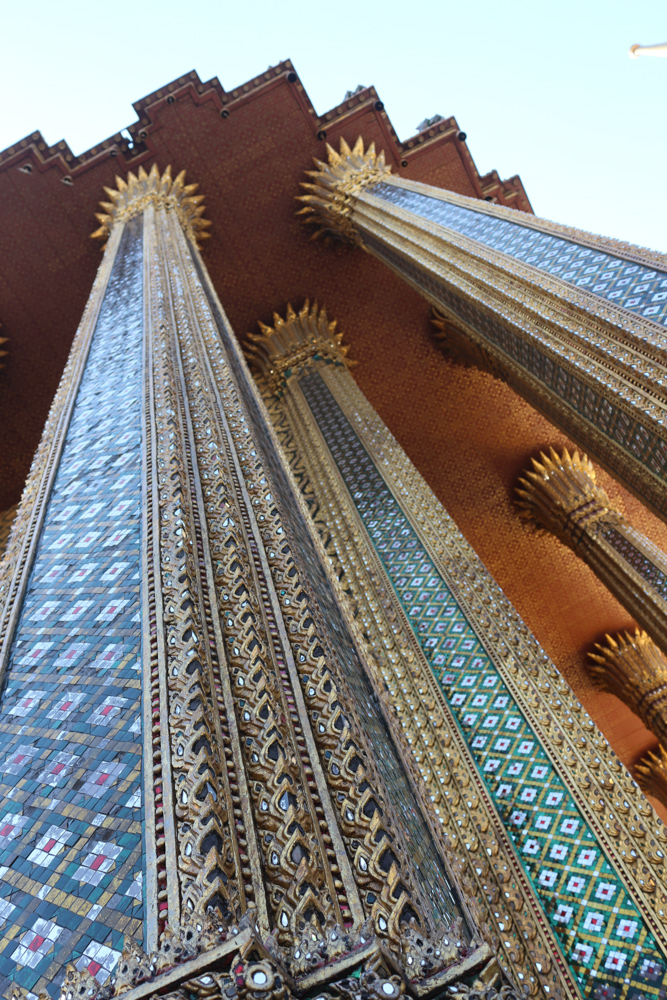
74 942 121 985
370 182 667 325
364 236 667 492
602 526 667 600
11 919 64 970
0 220 145 998
299 369 667 997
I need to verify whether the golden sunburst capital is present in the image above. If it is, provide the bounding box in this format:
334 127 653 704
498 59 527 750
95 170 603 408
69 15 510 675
91 163 212 247
514 446 619 546
296 137 391 245
588 628 667 704
635 744 667 812
244 300 354 393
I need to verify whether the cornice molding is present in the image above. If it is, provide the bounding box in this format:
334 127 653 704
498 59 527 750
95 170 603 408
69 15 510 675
0 66 530 212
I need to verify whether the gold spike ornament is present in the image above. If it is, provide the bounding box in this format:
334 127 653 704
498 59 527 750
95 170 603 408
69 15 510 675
517 447 667 655
296 137 391 244
91 163 212 247
589 629 667 748
245 300 354 393
636 745 667 812
515 446 619 546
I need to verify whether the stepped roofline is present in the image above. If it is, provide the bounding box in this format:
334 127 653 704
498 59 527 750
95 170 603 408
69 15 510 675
0 62 531 211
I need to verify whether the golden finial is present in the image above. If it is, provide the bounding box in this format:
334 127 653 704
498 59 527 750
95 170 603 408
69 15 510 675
91 163 211 247
515 446 618 543
296 137 392 243
588 630 667 750
244 300 354 392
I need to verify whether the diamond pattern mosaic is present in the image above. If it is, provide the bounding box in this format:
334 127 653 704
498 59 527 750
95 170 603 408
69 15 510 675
601 527 667 601
0 219 145 998
299 369 667 998
363 235 667 499
370 182 667 325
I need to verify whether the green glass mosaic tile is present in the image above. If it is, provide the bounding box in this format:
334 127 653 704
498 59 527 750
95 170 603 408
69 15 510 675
299 368 667 999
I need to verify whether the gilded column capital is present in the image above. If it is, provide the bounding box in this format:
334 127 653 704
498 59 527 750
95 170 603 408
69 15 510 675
296 137 391 244
589 630 667 748
245 301 354 393
431 308 502 378
517 447 667 655
515 446 620 548
91 162 211 246
636 746 667 812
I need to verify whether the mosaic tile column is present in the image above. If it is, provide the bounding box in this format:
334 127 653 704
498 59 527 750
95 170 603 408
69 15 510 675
248 302 667 1000
298 139 667 524
516 448 667 656
0 167 520 1000
0 216 145 998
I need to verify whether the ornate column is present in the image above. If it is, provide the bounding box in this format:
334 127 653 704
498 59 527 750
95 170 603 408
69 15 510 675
588 630 667 750
0 166 511 1000
298 140 667 522
515 447 667 654
247 301 667 1000
588 631 667 810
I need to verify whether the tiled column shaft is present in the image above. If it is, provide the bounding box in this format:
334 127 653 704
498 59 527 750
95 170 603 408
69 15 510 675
249 302 667 1000
516 448 667 656
0 216 146 997
0 168 506 1000
299 140 667 522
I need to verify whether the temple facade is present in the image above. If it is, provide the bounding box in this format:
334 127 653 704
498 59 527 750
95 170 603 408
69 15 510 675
1 63 667 1000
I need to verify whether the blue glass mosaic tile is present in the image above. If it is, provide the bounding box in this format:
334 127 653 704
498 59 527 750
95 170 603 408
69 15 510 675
601 527 667 601
362 235 667 504
370 182 667 325
298 369 667 998
0 219 145 998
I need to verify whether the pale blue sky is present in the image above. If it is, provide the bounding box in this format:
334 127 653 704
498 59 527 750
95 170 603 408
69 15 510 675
1 0 665 250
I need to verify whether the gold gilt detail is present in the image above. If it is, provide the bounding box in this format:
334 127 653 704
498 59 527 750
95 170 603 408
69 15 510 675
431 308 502 379
256 331 569 993
589 630 667 751
516 447 667 656
515 447 619 546
154 212 492 987
144 209 245 924
245 301 354 393
272 355 667 991
162 232 335 945
296 138 391 244
315 144 667 522
636 745 667 811
92 163 211 247
14 912 518 1000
